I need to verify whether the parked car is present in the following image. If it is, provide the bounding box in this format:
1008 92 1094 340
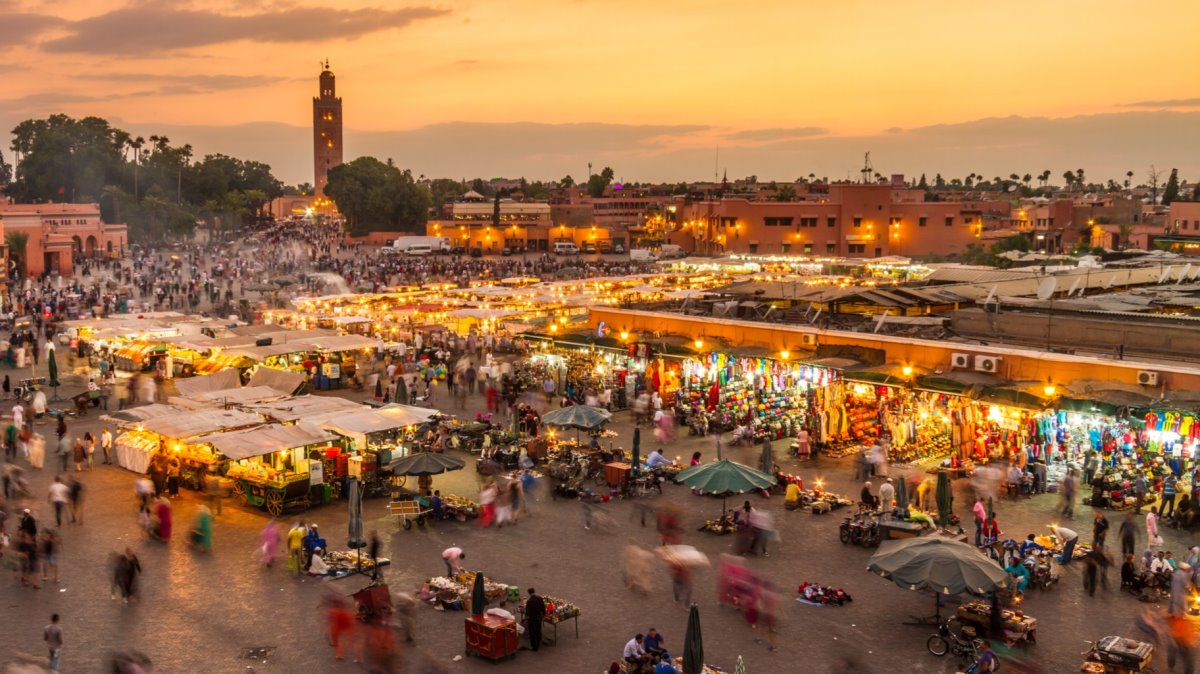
582 242 597 254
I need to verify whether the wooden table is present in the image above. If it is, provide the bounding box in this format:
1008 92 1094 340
517 602 580 646
464 614 518 661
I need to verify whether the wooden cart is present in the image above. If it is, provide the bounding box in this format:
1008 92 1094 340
387 493 431 530
465 613 518 661
232 474 312 516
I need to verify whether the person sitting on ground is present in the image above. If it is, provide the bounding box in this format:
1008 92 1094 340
1020 534 1046 558
785 481 802 510
1122 554 1147 594
430 490 445 520
653 653 678 674
860 482 877 510
622 633 653 673
642 627 668 661
644 449 670 471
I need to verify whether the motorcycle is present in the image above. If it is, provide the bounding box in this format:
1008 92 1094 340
839 511 880 547
927 619 989 666
1080 637 1153 673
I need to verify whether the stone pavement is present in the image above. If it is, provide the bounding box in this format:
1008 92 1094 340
2 369 1193 673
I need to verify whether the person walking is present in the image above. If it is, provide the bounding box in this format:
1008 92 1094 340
1120 512 1138 557
55 433 71 474
47 476 69 527
67 476 83 525
1093 510 1109 549
286 522 306 576
525 588 546 652
973 497 987 547
44 613 63 672
368 529 382 580
1148 506 1162 551
1134 473 1149 514
113 547 141 604
1061 469 1077 519
1163 474 1179 520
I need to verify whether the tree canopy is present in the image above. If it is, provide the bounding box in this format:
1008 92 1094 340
5 114 285 241
324 157 430 236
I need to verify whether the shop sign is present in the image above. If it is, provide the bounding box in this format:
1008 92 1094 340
310 459 324 486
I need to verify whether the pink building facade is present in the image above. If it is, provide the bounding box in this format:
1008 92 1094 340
0 203 127 277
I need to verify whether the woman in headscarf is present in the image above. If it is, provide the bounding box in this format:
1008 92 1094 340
151 497 172 542
190 505 213 552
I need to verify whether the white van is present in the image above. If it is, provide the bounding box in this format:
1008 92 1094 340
553 242 580 255
659 244 686 258
405 244 433 256
629 249 658 261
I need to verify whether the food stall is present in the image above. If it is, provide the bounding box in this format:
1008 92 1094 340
419 572 512 611
517 594 580 645
113 408 264 479
195 422 339 516
321 404 441 494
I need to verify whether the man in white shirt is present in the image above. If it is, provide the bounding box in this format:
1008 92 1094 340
101 427 113 465
47 476 70 527
623 633 652 672
645 449 670 470
1050 525 1079 566
441 546 465 576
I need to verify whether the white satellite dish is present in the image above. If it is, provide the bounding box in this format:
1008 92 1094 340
984 285 997 304
1191 266 1200 282
1176 263 1192 286
1067 278 1081 296
1159 266 1173 284
1036 277 1058 301
873 313 888 334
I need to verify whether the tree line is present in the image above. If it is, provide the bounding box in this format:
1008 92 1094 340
4 114 293 241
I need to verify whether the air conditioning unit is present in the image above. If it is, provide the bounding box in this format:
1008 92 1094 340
950 353 971 369
800 333 817 346
975 356 1000 373
1137 371 1159 386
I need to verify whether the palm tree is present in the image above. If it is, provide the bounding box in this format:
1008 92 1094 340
1039 170 1052 188
1126 170 1134 191
176 144 193 203
1075 169 1086 190
100 185 127 224
1062 171 1076 191
1023 174 1033 189
5 230 29 278
775 185 797 202
127 136 145 200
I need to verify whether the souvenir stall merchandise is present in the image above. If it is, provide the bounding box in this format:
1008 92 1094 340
874 387 957 463
113 429 161 474
796 582 854 606
1032 534 1092 561
681 353 837 442
700 515 738 535
420 572 511 611
1142 410 1200 463
112 342 159 372
956 600 1038 644
193 351 252 375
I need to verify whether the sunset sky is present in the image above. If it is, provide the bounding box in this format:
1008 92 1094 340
3 0 1199 184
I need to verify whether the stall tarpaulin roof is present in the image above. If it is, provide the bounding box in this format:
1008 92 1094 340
141 409 265 439
247 367 307 395
174 386 291 408
245 395 367 423
101 404 189 428
294 334 380 352
172 369 243 397
320 404 439 437
188 422 334 461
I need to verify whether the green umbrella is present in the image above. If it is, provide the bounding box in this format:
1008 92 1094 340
470 571 486 616
674 459 777 516
935 469 952 527
894 475 909 512
734 655 746 674
867 536 1009 595
47 346 60 388
682 604 704 674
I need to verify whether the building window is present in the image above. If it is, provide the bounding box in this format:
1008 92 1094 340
781 243 790 253
964 217 975 225
764 217 793 227
848 244 866 254
827 217 836 228
826 243 837 254
889 217 902 226
875 247 882 257
853 217 862 228
945 217 954 227
749 243 758 254
919 217 927 227
799 217 818 228
803 243 813 254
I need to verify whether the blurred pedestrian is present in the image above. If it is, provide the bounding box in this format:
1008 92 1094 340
39 528 59 584
113 547 141 604
67 476 83 525
47 476 69 527
44 613 63 672
324 594 357 661
260 520 282 568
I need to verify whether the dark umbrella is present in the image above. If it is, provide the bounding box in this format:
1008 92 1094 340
761 438 774 475
631 427 641 478
396 377 408 405
374 377 384 401
674 459 777 517
867 536 1009 624
682 604 704 674
386 452 465 475
894 474 909 511
470 571 486 616
47 346 61 401
347 478 366 573
935 469 952 527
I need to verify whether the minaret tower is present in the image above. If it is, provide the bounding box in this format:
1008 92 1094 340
312 60 343 198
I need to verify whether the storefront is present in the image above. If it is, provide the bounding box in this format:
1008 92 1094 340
200 422 339 515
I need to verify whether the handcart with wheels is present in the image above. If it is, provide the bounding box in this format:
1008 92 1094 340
387 492 432 530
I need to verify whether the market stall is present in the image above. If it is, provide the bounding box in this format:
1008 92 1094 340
115 408 263 476
420 572 511 611
321 405 442 494
196 422 339 515
517 594 580 645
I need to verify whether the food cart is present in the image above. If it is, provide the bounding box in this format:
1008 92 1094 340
111 408 264 478
321 404 441 496
195 422 339 516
